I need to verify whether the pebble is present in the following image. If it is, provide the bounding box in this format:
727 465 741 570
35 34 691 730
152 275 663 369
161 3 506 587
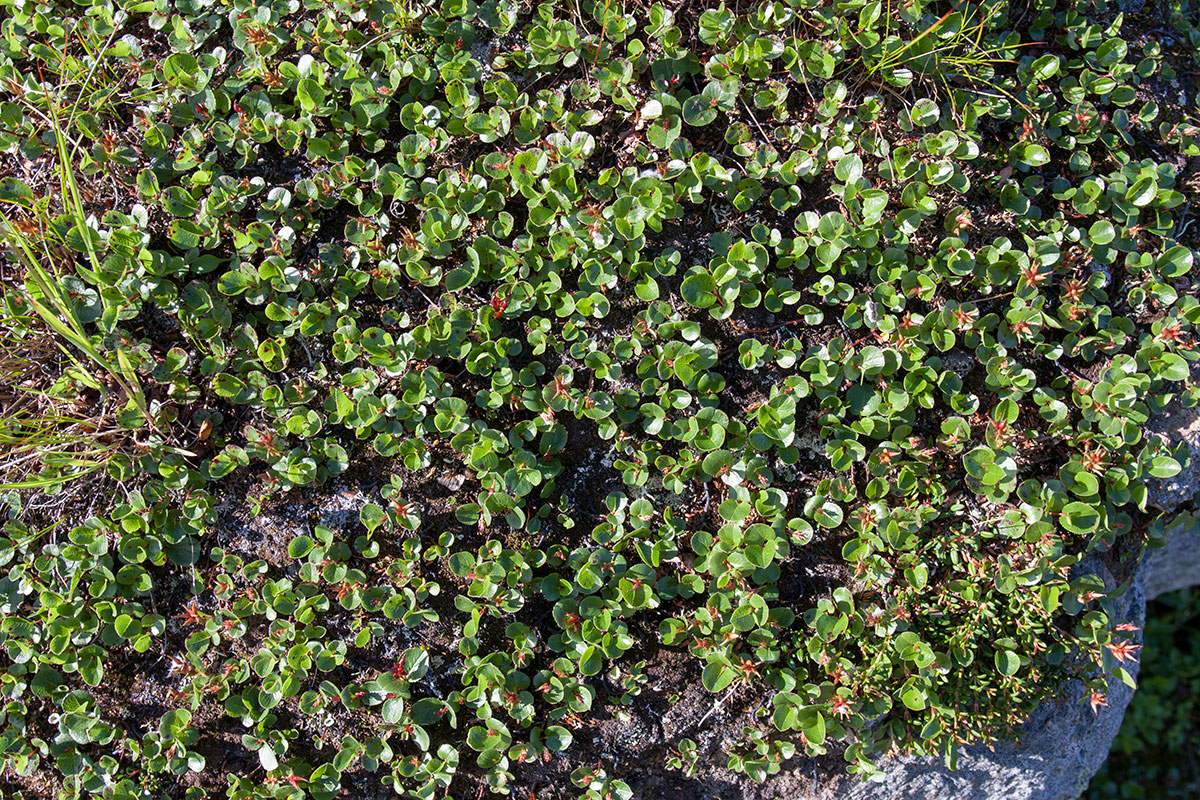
436 473 465 491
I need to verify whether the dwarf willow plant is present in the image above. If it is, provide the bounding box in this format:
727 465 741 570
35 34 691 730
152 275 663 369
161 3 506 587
0 0 1197 797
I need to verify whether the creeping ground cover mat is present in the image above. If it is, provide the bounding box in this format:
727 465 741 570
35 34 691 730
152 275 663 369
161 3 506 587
0 0 1198 798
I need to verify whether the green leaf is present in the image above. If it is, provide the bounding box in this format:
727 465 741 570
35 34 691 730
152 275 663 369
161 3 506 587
360 503 388 533
381 696 405 724
835 154 863 182
79 652 103 686
1156 353 1190 382
114 614 137 638
1157 245 1193 277
545 725 573 751
288 535 313 558
169 219 205 248
0 177 35 206
477 748 503 769
682 94 718 126
1060 501 1100 534
994 650 1020 677
411 698 448 725
212 373 249 400
1147 456 1181 479
579 646 603 676
1020 144 1050 166
163 187 198 217
813 499 843 529
258 339 288 372
1088 220 1115 245
647 114 682 149
702 661 736 692
964 446 996 481
1127 175 1157 206
163 53 200 90
797 707 826 745
1030 54 1060 80
909 98 939 127
297 79 326 112
681 271 718 308
445 266 476 291
900 679 927 711
859 189 888 223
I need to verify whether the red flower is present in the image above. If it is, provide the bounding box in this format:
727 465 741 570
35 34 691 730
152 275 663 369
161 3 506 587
1106 640 1140 664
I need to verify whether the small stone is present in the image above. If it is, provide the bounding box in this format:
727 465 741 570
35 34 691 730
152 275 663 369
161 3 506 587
1088 261 1111 288
437 473 466 491
940 351 974 378
863 300 879 326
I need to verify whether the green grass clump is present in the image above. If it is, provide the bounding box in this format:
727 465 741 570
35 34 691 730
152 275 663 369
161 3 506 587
0 0 1198 797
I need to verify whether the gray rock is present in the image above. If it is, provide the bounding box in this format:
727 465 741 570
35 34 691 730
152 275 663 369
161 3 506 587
1141 361 1200 597
1144 511 1200 599
1145 396 1200 512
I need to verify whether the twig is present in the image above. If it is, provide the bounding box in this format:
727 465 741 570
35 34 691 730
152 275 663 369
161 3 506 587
740 99 771 145
411 285 439 310
1059 362 1092 383
1177 201 1192 238
693 691 730 732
